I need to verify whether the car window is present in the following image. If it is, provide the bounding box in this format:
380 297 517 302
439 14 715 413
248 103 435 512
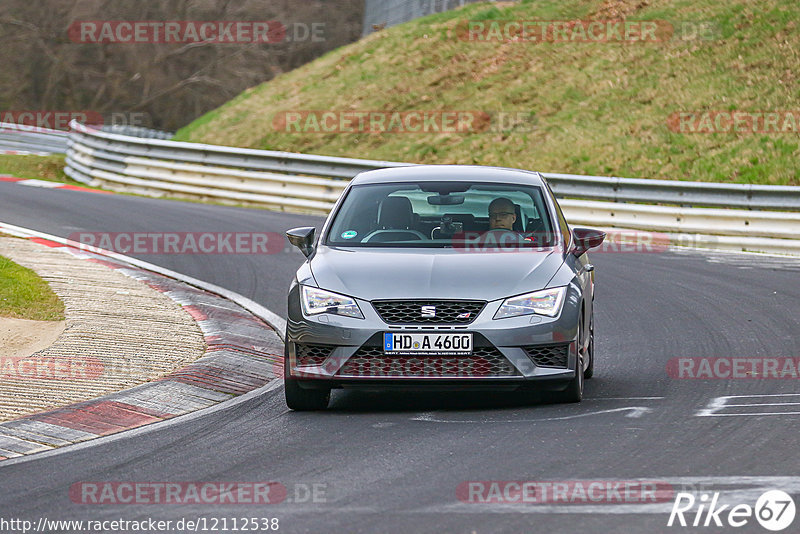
325 181 555 248
548 185 572 248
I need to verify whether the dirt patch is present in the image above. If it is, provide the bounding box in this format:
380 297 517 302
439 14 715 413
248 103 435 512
0 317 65 359
590 0 650 19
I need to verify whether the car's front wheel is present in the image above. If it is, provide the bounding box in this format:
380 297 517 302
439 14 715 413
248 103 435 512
284 377 331 411
554 316 585 403
283 342 331 411
584 313 594 379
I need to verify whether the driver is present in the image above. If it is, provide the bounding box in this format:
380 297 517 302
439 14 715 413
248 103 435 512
488 197 517 231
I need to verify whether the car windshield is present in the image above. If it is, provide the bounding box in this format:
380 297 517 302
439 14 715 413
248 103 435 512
325 181 556 248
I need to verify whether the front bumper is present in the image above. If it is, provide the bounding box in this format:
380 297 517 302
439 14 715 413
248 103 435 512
285 285 582 387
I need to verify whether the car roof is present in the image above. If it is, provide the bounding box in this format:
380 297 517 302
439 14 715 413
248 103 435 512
351 165 546 186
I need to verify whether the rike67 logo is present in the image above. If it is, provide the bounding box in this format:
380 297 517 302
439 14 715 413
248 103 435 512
668 490 796 531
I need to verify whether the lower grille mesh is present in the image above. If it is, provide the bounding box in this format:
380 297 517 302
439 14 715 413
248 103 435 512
337 346 519 377
295 344 334 366
522 344 570 368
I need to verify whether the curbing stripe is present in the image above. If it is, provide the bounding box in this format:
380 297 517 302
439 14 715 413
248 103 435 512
28 237 62 248
105 382 229 416
16 179 62 188
31 401 165 436
58 184 113 194
0 435 53 455
0 426 74 448
0 175 111 194
0 150 53 156
0 376 286 468
0 221 288 334
0 221 286 461
1 420 97 443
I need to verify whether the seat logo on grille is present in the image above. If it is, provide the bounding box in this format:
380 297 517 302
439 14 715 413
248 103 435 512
421 305 436 317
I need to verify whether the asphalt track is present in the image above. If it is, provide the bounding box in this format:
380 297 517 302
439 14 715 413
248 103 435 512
1 181 800 533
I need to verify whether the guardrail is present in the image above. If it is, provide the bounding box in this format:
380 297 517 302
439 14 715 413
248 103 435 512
64 121 800 255
99 124 174 140
0 122 69 155
544 173 800 211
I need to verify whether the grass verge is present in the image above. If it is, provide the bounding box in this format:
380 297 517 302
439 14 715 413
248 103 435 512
0 252 65 321
0 154 76 183
175 0 800 185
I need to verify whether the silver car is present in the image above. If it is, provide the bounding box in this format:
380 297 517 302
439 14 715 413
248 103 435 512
284 165 605 410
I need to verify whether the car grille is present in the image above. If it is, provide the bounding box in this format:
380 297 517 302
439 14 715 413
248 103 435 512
372 300 485 324
337 346 519 377
522 344 570 368
295 343 334 366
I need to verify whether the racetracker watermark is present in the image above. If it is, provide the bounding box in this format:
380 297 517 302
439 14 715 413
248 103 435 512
68 21 326 44
0 355 172 381
272 110 537 134
69 482 328 505
457 480 675 504
69 482 286 505
68 232 284 255
668 111 800 134
667 357 800 379
0 111 102 131
1 517 280 533
0 356 104 380
451 230 671 253
0 111 152 132
458 20 719 43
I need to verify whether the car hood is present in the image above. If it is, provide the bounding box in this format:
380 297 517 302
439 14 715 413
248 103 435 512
308 246 564 301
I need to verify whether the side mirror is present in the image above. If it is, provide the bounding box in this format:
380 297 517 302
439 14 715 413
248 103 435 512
286 227 316 257
572 228 605 257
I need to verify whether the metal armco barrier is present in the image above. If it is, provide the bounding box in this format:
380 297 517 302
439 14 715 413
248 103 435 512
65 121 800 255
545 173 800 211
362 0 499 36
0 122 69 155
99 125 174 140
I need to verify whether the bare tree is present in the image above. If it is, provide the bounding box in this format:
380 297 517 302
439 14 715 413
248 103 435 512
0 0 364 130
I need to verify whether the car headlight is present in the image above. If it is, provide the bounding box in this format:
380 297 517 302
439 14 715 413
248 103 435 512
301 286 364 319
494 287 567 319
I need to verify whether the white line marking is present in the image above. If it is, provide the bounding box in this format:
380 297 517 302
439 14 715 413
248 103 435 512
586 396 664 401
17 179 61 188
714 393 800 398
724 402 800 407
696 394 800 417
698 412 800 417
672 246 800 261
412 406 654 423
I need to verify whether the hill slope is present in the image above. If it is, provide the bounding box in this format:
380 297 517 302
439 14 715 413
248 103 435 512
175 0 800 185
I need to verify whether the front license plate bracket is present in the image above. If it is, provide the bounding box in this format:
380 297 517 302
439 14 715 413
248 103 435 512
383 332 473 356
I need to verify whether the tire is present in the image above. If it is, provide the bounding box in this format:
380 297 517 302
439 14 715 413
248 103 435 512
284 377 331 411
283 342 330 411
584 313 594 379
555 315 584 403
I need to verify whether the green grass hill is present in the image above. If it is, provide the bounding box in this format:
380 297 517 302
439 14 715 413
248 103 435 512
175 0 800 185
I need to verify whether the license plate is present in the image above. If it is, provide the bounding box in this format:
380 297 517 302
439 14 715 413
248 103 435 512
383 332 473 356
